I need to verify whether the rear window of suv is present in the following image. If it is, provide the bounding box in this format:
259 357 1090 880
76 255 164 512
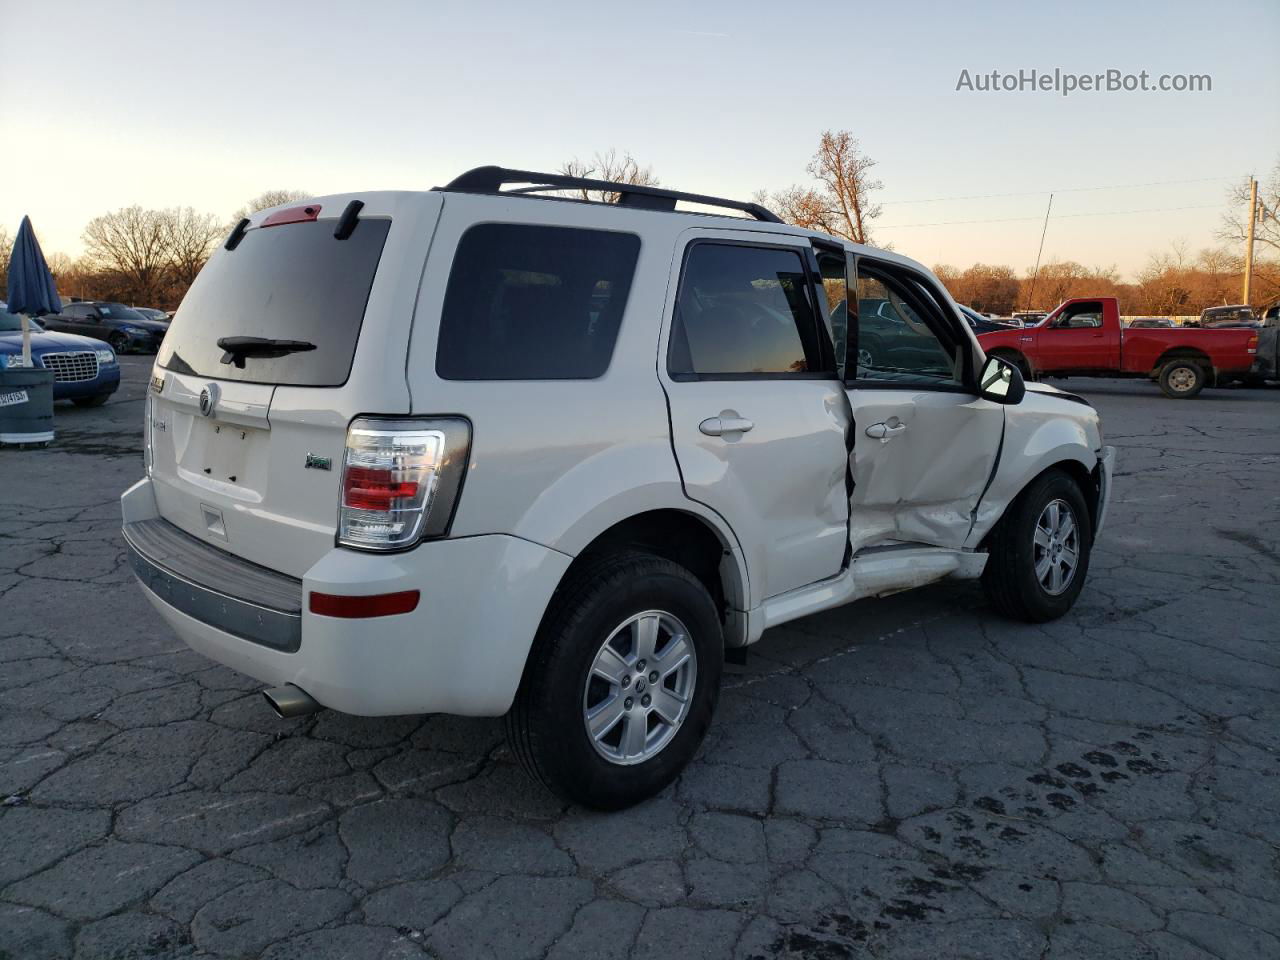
435 223 640 380
156 218 391 386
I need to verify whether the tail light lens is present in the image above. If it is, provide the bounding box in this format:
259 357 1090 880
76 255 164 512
1247 334 1258 354
338 417 471 550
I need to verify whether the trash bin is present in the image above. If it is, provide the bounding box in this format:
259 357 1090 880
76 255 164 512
0 366 55 446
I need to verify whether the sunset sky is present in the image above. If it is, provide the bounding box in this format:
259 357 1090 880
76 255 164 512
3 0 1277 278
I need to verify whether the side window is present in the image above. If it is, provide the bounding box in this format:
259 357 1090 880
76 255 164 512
669 243 827 377
1052 302 1104 329
436 224 640 380
852 263 966 386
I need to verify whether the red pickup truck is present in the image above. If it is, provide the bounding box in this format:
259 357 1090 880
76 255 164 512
977 297 1259 398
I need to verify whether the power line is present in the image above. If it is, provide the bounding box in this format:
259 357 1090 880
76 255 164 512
878 175 1241 207
880 199 1218 227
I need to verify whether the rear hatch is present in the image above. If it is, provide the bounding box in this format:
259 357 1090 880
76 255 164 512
147 192 442 577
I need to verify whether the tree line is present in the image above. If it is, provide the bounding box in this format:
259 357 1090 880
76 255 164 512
9 141 1277 315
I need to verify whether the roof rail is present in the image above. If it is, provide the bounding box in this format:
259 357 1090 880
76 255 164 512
437 166 783 224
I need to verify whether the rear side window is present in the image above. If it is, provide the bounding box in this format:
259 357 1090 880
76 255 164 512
669 243 825 377
435 224 640 380
157 218 391 386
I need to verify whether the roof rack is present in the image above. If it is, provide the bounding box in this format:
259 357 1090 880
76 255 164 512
437 166 783 224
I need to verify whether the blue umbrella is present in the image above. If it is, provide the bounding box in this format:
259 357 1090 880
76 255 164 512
6 216 62 366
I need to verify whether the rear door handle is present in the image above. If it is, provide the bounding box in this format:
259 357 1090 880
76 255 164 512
699 416 754 437
865 421 907 440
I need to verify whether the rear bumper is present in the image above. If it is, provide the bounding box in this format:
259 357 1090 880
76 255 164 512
121 478 572 716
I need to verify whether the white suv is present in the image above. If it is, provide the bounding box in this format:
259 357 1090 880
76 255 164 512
122 167 1114 809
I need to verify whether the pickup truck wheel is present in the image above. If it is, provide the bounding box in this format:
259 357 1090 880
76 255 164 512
505 552 722 810
982 469 1092 623
1158 360 1205 399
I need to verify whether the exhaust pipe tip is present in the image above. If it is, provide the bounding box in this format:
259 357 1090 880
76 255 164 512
263 683 321 719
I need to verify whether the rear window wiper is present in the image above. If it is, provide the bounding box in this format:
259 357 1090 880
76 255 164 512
216 336 317 368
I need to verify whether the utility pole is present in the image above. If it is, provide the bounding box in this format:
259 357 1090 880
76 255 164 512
1243 176 1257 306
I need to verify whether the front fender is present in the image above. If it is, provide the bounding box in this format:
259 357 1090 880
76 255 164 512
966 395 1100 548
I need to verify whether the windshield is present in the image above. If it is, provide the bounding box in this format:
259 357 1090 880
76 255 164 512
97 303 148 321
0 310 45 333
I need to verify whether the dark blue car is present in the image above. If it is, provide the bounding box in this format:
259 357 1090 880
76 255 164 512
1 308 121 407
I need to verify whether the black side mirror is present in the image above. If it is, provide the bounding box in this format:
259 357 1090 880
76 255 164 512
978 355 1026 405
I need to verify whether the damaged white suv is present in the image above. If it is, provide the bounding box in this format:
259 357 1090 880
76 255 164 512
122 167 1114 809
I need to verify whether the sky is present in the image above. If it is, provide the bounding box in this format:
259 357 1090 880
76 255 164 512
2 0 1278 279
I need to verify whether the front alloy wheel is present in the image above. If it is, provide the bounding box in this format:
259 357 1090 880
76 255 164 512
583 610 697 765
1033 499 1079 596
982 468 1093 623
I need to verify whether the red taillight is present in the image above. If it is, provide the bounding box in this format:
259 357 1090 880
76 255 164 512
342 466 419 511
1247 334 1258 352
309 590 420 618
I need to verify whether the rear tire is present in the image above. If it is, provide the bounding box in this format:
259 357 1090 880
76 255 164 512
982 469 1093 623
72 394 110 408
505 551 722 810
1158 360 1205 399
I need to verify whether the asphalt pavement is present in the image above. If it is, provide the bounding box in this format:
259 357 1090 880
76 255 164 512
2 357 1278 959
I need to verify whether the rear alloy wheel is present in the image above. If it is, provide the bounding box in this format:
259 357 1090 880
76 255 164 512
1158 360 1205 399
583 610 698 765
982 469 1093 623
506 552 722 810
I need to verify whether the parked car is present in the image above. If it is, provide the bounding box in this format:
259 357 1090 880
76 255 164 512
958 304 1016 334
1 308 120 406
41 301 167 353
1127 317 1173 328
122 167 1115 809
1199 304 1257 328
1012 311 1047 326
132 307 171 323
978 298 1259 398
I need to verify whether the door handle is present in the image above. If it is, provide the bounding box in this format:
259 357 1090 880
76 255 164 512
699 416 754 437
865 420 907 440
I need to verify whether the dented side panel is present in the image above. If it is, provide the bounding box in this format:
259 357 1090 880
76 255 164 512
846 389 1005 551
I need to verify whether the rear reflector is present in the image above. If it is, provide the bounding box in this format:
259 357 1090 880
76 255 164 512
309 590 420 618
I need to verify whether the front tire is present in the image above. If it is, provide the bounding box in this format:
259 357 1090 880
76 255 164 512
982 469 1093 623
1158 360 1205 399
505 552 723 810
107 333 130 355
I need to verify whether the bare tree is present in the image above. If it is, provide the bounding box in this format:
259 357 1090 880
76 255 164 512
82 206 171 304
0 224 10 296
1220 161 1280 259
164 207 225 288
231 189 312 224
558 150 658 203
759 131 883 243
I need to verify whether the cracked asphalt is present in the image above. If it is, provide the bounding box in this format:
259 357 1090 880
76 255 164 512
2 358 1279 960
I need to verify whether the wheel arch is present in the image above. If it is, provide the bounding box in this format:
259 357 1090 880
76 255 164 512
546 507 750 648
1151 346 1212 377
